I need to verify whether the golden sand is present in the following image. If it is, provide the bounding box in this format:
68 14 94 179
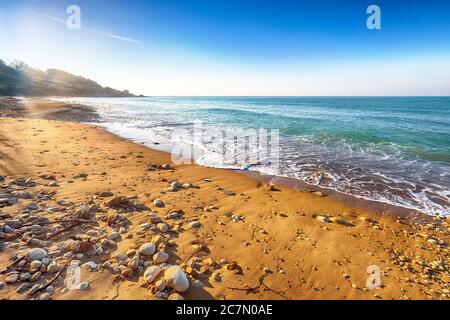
0 99 449 300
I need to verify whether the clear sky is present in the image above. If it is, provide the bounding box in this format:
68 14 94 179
1 0 450 96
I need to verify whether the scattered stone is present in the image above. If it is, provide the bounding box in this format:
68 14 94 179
77 282 90 291
168 293 185 300
5 273 19 284
139 243 156 256
166 210 184 219
28 284 42 295
164 265 189 293
190 221 202 229
151 235 165 246
77 173 90 179
30 260 42 270
86 230 100 237
330 217 352 226
153 252 169 264
82 261 99 271
115 253 128 261
19 274 30 283
149 214 162 224
39 293 51 300
316 216 331 223
27 204 38 211
119 226 127 234
26 248 47 262
106 213 119 227
211 272 222 282
168 181 182 192
157 223 169 233
108 231 119 240
128 253 140 270
231 214 244 222
61 238 92 254
47 264 60 274
17 283 30 293
143 266 162 284
153 199 165 208
155 279 166 291
30 272 42 282
99 191 114 198
106 196 133 209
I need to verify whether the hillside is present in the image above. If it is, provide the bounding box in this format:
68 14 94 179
0 59 135 97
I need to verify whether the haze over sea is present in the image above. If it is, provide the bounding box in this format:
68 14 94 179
58 96 450 216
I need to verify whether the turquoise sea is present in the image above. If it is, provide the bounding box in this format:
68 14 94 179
57 96 450 216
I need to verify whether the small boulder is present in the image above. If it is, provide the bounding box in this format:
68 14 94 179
153 199 165 208
157 223 169 233
139 243 156 256
164 265 189 293
5 273 19 284
151 235 165 246
190 221 202 229
153 252 169 264
26 248 47 262
144 266 162 284
77 282 90 291
168 293 185 300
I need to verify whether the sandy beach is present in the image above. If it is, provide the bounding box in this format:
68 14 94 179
0 97 449 300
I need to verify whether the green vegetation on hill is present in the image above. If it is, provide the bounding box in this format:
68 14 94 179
0 59 135 97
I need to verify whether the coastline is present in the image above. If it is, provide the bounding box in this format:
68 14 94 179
0 97 449 300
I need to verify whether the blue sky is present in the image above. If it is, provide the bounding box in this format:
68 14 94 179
1 0 450 95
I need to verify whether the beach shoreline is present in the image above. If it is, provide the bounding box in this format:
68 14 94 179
0 97 449 300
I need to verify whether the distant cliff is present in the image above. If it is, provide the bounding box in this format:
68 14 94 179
0 59 136 97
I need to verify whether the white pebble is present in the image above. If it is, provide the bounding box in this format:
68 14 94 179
143 266 162 284
164 265 189 293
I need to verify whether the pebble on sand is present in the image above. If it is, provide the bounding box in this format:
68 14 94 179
153 252 169 264
164 265 189 293
5 273 19 284
26 248 47 262
139 243 156 256
157 223 169 233
144 266 162 284
153 199 165 208
108 231 119 240
190 221 202 229
168 293 185 300
151 235 165 246
77 282 90 291
316 216 331 223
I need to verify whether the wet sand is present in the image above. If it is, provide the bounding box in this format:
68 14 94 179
0 98 449 300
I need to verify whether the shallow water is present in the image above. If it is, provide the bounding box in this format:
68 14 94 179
56 96 450 216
